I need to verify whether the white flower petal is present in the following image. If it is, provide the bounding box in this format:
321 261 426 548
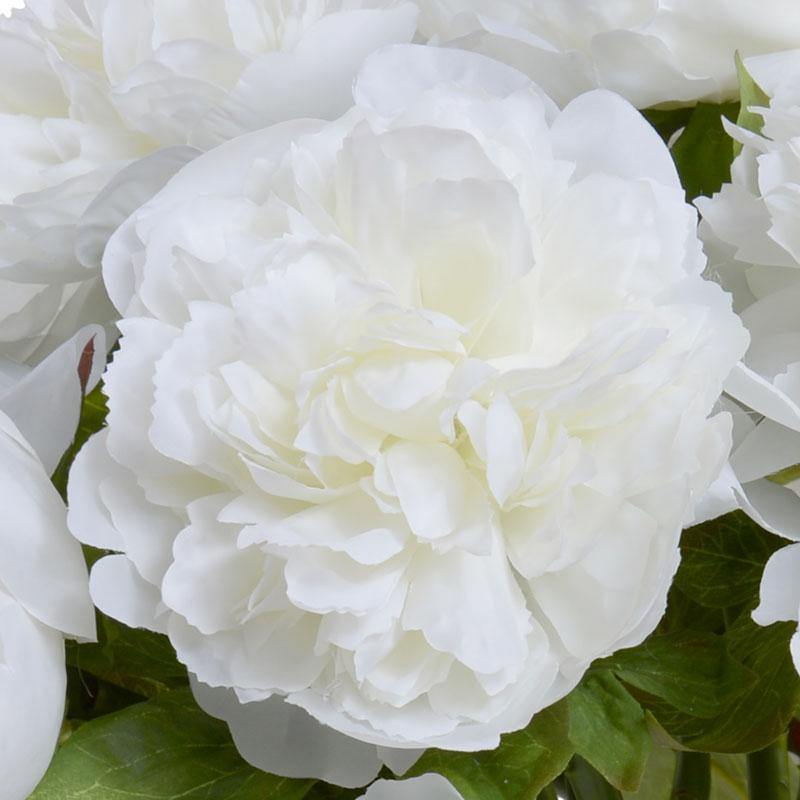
67 431 126 551
753 543 800 626
361 774 464 800
0 324 105 473
419 0 800 108
0 411 94 639
551 89 678 187
190 675 387 788
90 554 166 633
355 43 545 120
0 590 66 800
402 534 532 674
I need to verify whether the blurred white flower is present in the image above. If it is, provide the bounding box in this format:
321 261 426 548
697 51 800 542
0 371 98 799
416 0 800 108
0 0 417 365
68 44 746 783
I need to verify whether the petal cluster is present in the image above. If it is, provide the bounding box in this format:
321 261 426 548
68 45 746 770
416 0 800 108
697 52 800 540
697 51 800 664
0 0 416 364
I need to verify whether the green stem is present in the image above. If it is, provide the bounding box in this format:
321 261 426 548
565 756 622 800
536 785 559 800
747 738 791 800
671 751 710 800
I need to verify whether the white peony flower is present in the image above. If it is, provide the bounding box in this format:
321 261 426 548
696 51 800 541
0 391 97 798
68 44 746 781
0 0 417 365
416 0 800 108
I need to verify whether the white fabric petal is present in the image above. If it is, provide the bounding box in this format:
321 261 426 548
0 324 105 473
0 411 94 639
791 628 800 675
190 676 387 788
355 42 548 120
361 774 464 800
418 0 800 108
552 90 679 187
90 555 166 633
403 535 532 674
67 431 127 551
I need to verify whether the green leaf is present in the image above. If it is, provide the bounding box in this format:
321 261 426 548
67 612 188 698
65 667 146 724
675 512 785 610
51 381 108 496
734 51 770 153
641 614 800 752
766 463 800 486
657 587 726 636
670 102 739 201
632 513 800 753
641 107 694 144
407 699 573 800
30 689 315 800
598 631 755 717
702 613 800 752
567 672 650 792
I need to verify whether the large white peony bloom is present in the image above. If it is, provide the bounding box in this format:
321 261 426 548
0 0 417 365
696 51 800 542
416 0 800 108
68 44 746 780
0 345 98 800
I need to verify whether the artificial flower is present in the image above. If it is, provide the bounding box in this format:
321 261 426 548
0 0 417 365
68 44 746 783
697 51 800 541
416 0 800 108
